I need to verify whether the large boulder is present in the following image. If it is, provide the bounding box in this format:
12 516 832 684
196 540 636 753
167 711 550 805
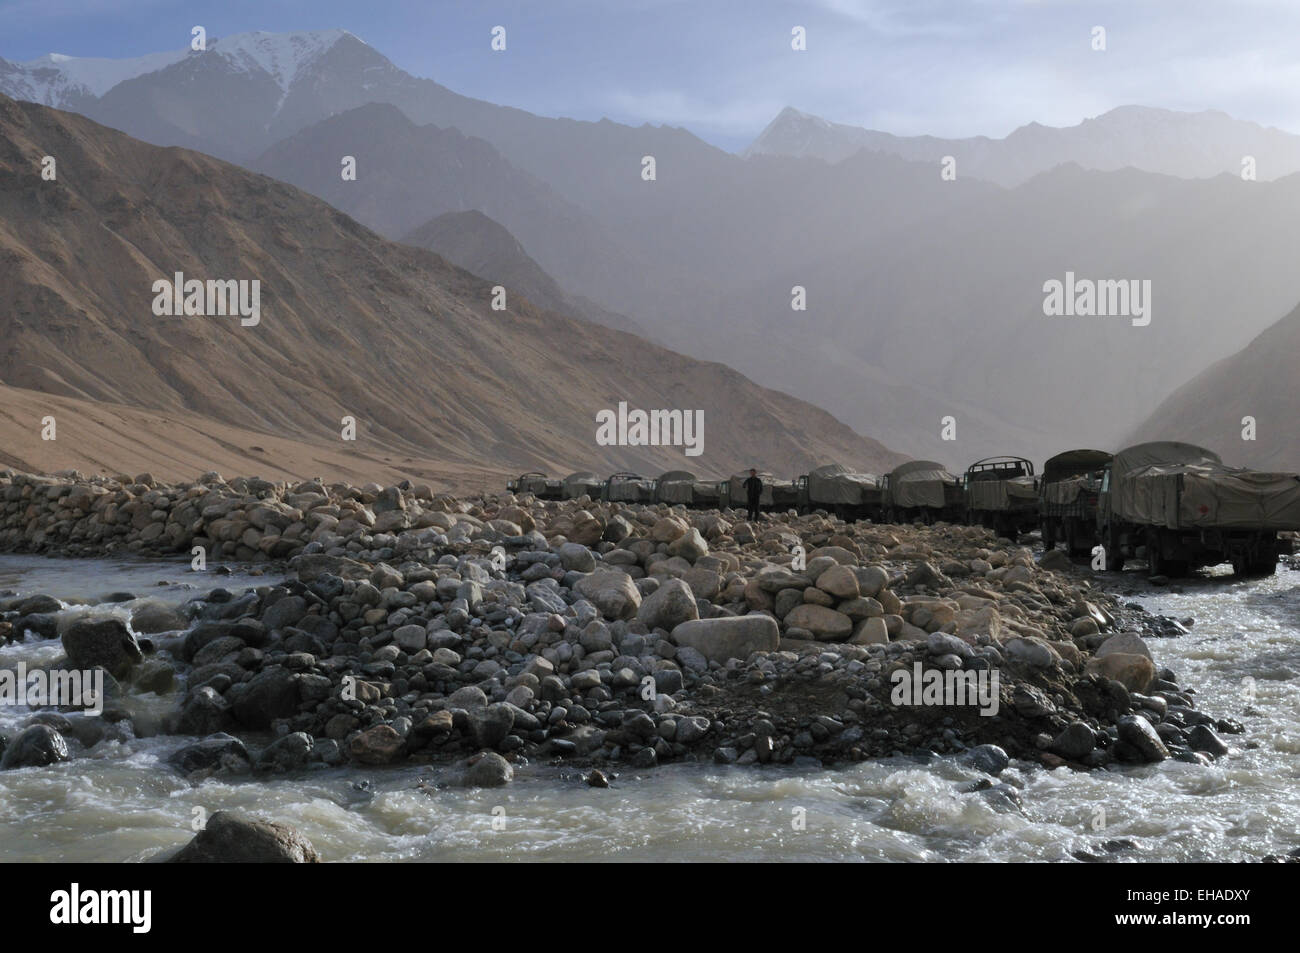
1096 632 1153 661
783 604 854 641
815 564 860 600
574 570 642 620
636 578 699 632
61 617 142 680
168 812 321 863
1085 653 1155 693
670 615 780 663
667 528 709 561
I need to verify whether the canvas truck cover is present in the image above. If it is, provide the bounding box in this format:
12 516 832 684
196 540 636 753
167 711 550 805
1117 464 1300 530
1043 449 1113 481
515 473 550 495
690 480 722 504
562 471 603 499
807 463 882 506
1111 442 1221 474
888 461 959 509
730 472 775 506
968 474 1038 511
606 474 655 502
656 470 697 505
1042 473 1097 507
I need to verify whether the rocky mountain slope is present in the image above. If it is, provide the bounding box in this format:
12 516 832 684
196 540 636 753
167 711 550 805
401 210 646 337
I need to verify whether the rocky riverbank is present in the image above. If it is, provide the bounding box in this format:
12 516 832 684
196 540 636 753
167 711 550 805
0 469 1243 787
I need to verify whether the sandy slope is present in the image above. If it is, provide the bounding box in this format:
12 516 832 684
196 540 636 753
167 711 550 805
0 382 508 493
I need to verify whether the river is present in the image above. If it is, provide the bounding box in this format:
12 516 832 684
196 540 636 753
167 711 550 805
1 552 1296 862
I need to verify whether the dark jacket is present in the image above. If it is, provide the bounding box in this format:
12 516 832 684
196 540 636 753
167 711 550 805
743 475 763 501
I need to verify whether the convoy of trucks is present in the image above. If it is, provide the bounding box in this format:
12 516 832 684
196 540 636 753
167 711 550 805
506 443 1300 577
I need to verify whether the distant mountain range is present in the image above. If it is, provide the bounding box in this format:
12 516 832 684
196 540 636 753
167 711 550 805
4 29 1300 472
0 93 904 482
745 104 1300 186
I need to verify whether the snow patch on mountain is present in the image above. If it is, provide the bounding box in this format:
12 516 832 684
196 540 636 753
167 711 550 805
208 30 358 92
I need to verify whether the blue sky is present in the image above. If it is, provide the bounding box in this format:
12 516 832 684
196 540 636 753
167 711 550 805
4 0 1300 152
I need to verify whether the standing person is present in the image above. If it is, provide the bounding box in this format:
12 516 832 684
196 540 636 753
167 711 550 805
743 468 763 522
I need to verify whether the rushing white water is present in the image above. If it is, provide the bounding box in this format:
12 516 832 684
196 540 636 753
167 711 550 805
1 553 1296 862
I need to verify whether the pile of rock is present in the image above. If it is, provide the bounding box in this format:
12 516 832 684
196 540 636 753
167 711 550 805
0 473 1243 782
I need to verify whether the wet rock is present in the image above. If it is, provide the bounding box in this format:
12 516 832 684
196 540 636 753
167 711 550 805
168 812 320 863
347 725 405 765
1051 722 1097 761
1117 715 1170 763
960 744 1009 775
1187 724 1230 757
0 724 70 769
256 732 314 772
61 617 142 680
452 751 513 788
167 733 251 774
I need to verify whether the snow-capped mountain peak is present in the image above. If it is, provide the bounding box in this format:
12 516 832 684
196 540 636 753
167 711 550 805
207 29 360 91
0 29 362 107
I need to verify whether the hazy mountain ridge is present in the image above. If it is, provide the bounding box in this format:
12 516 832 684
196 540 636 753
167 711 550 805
6 29 1300 468
1127 300 1300 471
745 104 1300 186
401 210 648 338
0 93 905 482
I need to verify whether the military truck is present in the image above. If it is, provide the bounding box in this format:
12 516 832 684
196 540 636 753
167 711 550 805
798 462 883 521
1098 441 1300 577
654 470 698 506
882 460 964 523
603 472 656 503
1040 449 1112 555
561 471 605 500
963 456 1039 541
506 471 562 499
